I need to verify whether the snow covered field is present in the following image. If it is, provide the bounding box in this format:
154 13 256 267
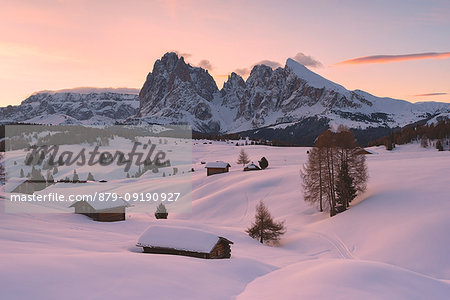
1 141 449 299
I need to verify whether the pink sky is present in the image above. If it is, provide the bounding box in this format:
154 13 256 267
1 0 449 106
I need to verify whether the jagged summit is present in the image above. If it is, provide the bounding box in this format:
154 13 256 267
135 52 449 135
286 58 346 93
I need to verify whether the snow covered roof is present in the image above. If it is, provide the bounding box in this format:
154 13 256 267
363 149 377 154
205 161 230 169
356 148 378 154
4 177 28 193
69 197 130 211
245 162 260 169
137 225 233 253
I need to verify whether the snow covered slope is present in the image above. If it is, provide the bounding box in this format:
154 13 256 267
0 142 449 299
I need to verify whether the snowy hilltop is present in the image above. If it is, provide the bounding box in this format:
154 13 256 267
1 141 449 299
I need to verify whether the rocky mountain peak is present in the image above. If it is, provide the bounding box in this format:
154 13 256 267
135 53 450 135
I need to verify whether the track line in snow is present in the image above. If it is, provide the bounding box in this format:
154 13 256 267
305 231 354 259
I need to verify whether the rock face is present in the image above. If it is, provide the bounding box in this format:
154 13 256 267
0 92 139 125
136 52 450 134
137 52 220 132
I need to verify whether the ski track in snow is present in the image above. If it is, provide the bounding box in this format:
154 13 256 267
304 231 355 259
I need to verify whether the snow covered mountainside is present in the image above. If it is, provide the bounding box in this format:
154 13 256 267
135 52 450 136
0 142 449 299
0 91 139 125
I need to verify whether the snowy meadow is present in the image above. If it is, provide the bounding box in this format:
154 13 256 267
0 140 449 299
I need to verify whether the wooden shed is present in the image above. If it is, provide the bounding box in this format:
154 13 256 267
205 161 231 176
244 162 261 171
136 225 234 259
355 148 377 155
8 179 47 194
69 198 130 222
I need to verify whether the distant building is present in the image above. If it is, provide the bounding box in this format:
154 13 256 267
244 162 261 171
69 198 130 222
205 161 231 176
355 148 377 155
137 225 234 259
9 179 47 194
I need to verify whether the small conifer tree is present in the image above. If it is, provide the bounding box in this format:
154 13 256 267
436 140 444 151
237 149 250 166
155 203 168 219
72 170 79 183
87 172 95 181
246 201 286 244
258 157 269 169
335 161 357 210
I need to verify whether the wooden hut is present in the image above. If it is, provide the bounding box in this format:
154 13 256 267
137 225 234 259
9 179 47 194
355 148 377 155
244 162 261 171
205 161 231 176
69 198 130 222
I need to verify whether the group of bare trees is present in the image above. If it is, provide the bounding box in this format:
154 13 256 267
301 127 368 216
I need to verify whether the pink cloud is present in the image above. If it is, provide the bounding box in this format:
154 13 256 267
336 52 450 65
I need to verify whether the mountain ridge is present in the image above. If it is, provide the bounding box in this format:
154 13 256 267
1 52 449 145
135 52 449 134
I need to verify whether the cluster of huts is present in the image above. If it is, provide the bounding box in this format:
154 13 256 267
205 161 261 176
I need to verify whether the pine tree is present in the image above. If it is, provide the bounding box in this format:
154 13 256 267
237 149 250 166
0 153 4 184
258 157 269 169
246 201 286 244
301 128 368 217
335 161 357 210
155 203 168 219
72 170 79 183
47 173 54 186
20 168 24 178
421 136 428 148
436 140 444 151
87 172 95 181
301 146 326 212
30 167 46 191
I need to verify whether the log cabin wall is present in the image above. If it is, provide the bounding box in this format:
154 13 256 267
207 167 229 176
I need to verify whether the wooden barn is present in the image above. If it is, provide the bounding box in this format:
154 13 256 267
8 179 47 194
355 148 377 155
244 162 261 171
69 198 130 222
136 225 234 259
205 161 231 176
